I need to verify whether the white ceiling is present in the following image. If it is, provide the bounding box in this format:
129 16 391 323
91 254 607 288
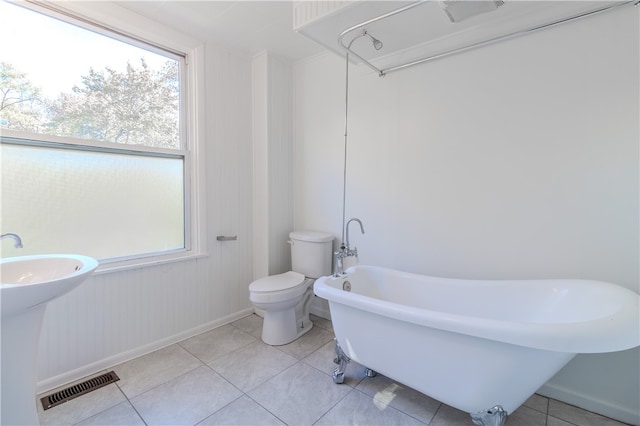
116 1 326 61
116 0 631 69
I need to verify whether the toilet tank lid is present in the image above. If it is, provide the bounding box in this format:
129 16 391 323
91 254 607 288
250 271 306 292
289 231 334 243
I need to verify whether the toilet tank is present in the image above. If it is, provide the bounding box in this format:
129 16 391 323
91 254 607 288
289 231 334 278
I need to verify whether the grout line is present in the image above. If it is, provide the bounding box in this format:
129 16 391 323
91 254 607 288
311 386 357 426
193 393 245 426
428 403 445 426
546 414 581 426
111 383 147 426
543 396 550 426
243 392 289 425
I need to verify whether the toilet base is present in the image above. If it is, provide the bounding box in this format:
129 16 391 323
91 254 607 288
260 285 315 345
261 310 313 345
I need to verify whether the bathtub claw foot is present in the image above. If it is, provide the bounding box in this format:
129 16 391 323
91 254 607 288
332 339 350 384
364 368 377 377
470 405 508 426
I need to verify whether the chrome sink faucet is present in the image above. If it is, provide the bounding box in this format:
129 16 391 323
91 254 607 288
1 233 23 248
334 218 365 276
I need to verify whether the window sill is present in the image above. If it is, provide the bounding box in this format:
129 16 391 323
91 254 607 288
94 251 208 275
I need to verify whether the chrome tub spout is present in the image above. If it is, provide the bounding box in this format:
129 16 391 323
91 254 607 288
334 218 365 276
1 233 23 248
345 218 364 253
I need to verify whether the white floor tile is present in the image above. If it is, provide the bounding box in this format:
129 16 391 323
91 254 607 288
248 362 352 425
209 341 298 392
131 365 242 425
523 394 549 414
231 314 264 339
113 344 202 398
180 324 257 364
198 395 285 426
507 405 547 426
547 416 577 426
275 325 334 359
315 389 426 425
355 374 441 424
548 400 629 426
74 401 145 425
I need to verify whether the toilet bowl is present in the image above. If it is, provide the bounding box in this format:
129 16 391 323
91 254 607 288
249 231 333 345
250 272 315 345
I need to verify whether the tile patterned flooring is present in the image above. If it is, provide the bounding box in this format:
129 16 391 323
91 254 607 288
38 314 629 426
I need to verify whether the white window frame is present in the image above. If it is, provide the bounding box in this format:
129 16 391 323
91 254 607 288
3 1 208 273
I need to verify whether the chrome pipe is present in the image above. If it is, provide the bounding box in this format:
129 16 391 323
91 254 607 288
383 1 634 76
337 1 426 77
337 0 634 77
340 32 380 248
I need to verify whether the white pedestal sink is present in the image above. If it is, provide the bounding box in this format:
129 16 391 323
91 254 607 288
1 254 99 425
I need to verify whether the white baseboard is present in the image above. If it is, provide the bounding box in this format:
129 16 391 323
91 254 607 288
538 382 639 426
37 308 255 394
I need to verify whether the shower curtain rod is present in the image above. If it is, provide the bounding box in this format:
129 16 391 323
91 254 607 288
338 0 636 77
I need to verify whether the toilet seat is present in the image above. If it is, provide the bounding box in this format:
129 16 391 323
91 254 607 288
249 271 305 293
249 271 312 305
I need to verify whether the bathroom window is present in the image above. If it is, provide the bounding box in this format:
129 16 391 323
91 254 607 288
0 2 202 267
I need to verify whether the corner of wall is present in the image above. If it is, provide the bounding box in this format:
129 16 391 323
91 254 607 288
252 51 295 278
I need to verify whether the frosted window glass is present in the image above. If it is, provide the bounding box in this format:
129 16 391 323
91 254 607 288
1 143 184 260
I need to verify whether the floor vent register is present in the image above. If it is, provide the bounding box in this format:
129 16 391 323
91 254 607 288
40 371 120 411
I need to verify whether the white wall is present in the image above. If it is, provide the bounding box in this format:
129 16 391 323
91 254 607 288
36 5 256 390
253 52 295 279
34 4 292 397
294 5 639 424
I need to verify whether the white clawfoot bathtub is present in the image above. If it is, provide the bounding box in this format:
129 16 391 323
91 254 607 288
314 265 639 425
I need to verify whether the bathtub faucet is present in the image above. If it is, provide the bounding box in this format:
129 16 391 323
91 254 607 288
345 218 365 253
333 250 346 277
334 218 365 276
1 233 23 248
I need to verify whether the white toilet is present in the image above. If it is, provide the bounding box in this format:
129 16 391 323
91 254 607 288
249 231 333 345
